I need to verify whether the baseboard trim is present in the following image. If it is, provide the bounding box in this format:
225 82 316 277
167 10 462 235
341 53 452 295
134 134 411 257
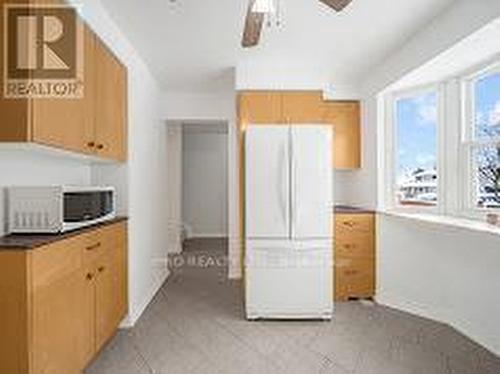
228 268 242 279
376 293 500 356
187 233 228 239
168 243 183 254
119 267 170 328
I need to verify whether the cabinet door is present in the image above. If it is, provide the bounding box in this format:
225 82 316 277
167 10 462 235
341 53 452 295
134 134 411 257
335 213 375 239
31 23 95 155
281 91 324 123
0 251 30 374
0 0 30 142
238 92 283 124
334 214 375 301
31 236 93 374
94 223 128 350
335 258 375 301
95 39 127 161
322 101 360 169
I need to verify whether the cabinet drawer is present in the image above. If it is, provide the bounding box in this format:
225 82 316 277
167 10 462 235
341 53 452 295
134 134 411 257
335 214 374 238
81 230 105 267
335 258 374 300
31 236 84 290
336 236 374 259
82 223 125 265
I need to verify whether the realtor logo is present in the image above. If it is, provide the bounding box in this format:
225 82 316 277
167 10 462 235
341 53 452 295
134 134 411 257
3 4 83 99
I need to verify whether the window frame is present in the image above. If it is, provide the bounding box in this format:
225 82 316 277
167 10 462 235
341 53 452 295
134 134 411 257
460 62 500 217
384 83 445 214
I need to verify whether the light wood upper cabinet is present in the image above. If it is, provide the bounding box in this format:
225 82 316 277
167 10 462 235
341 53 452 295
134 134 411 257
0 221 128 374
31 24 96 156
281 91 325 123
238 91 361 169
0 0 30 142
94 39 127 161
0 7 128 162
323 101 361 169
238 91 283 125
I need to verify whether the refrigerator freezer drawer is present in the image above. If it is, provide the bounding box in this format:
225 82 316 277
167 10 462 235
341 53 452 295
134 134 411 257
245 241 333 320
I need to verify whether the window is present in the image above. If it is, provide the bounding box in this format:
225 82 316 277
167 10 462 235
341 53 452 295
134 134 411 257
464 69 500 210
383 61 500 220
394 90 439 207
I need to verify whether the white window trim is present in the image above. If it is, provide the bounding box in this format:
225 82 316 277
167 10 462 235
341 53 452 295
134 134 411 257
383 83 445 215
459 62 500 219
382 59 500 222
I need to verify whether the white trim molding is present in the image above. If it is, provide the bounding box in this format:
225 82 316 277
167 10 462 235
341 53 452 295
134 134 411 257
380 57 500 223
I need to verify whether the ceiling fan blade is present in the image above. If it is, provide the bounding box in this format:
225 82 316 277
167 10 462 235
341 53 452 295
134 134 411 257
242 1 264 48
319 0 354 12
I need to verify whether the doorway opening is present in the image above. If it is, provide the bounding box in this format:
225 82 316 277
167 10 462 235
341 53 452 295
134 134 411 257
166 121 230 280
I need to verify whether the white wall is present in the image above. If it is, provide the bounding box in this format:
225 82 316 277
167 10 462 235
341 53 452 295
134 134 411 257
167 124 183 253
351 0 500 355
378 213 500 354
348 0 500 209
77 0 169 326
0 149 92 236
236 62 361 100
162 91 241 277
182 125 228 238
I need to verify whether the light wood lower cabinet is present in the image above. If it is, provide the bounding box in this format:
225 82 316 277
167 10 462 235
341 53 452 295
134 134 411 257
31 236 93 374
93 223 128 349
0 221 128 374
334 213 375 301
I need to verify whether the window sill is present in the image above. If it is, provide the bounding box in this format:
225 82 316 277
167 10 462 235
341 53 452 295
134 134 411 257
380 211 500 237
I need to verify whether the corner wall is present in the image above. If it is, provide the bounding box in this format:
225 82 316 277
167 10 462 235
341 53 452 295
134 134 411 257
182 126 228 238
162 91 242 278
167 124 183 254
351 0 500 210
77 0 169 326
355 0 500 355
378 213 500 354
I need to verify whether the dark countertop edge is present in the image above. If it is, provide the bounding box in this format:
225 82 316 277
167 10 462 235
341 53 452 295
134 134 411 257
0 216 128 250
335 205 376 214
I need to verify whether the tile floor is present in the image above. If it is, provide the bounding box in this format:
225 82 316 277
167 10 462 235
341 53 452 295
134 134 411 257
85 238 500 374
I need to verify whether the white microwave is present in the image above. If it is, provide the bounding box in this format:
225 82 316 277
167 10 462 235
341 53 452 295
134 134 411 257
7 186 116 233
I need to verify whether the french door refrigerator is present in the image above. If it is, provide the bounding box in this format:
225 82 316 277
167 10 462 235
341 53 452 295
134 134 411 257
245 125 334 320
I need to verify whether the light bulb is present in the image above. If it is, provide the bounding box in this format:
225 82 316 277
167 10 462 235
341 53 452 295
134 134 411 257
252 0 275 14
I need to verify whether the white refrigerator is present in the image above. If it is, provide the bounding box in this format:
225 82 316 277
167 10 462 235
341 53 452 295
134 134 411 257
245 125 334 320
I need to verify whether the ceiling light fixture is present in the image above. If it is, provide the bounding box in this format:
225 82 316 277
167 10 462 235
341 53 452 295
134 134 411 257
252 0 276 14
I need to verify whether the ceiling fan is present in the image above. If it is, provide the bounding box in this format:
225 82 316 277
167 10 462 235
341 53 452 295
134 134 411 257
242 0 354 48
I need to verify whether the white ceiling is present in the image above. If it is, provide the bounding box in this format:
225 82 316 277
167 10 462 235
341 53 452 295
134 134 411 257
390 17 500 91
101 0 456 93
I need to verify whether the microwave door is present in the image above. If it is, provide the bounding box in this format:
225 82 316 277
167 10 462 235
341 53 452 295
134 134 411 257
64 191 114 223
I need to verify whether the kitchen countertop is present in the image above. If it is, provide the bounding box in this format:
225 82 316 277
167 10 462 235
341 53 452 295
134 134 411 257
0 216 128 250
335 205 376 214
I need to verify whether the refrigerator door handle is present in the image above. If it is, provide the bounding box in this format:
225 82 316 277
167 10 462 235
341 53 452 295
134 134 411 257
277 142 287 228
289 127 295 240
